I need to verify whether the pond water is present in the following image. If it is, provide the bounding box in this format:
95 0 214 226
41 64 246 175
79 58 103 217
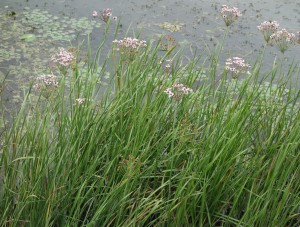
0 0 299 120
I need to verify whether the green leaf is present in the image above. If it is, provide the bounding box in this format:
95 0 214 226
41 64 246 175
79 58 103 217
20 34 37 42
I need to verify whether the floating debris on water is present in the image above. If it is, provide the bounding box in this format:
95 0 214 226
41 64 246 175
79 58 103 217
157 20 185 32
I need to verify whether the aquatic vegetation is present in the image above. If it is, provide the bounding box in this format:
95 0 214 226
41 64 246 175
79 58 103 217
220 5 242 26
270 28 296 53
33 73 59 98
257 20 280 43
0 7 102 106
20 33 37 42
51 48 75 67
0 47 21 63
0 4 300 227
22 9 99 41
159 34 177 51
225 57 251 78
159 59 173 74
113 37 147 50
113 37 147 61
164 83 193 101
158 20 185 32
92 8 117 23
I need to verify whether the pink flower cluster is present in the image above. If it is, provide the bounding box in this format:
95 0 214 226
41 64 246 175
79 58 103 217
270 29 296 53
220 5 242 26
164 83 193 101
226 57 250 77
33 74 59 92
113 37 147 50
257 20 279 43
51 48 74 67
92 8 117 22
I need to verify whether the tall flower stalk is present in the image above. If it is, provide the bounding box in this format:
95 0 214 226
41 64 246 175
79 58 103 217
112 37 147 92
164 83 193 151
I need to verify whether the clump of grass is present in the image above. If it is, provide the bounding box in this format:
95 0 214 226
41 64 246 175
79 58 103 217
1 13 300 227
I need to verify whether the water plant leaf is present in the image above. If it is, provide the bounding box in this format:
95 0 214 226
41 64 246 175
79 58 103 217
157 21 185 32
20 34 37 42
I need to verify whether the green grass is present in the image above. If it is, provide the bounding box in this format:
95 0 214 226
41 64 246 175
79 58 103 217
0 25 300 226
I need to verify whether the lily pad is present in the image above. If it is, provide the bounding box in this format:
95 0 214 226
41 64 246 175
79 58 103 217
20 34 37 42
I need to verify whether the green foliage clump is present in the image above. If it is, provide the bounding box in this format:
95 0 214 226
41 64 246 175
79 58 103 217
0 9 300 227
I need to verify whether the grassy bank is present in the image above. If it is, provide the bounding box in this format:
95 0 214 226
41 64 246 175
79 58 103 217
1 13 300 227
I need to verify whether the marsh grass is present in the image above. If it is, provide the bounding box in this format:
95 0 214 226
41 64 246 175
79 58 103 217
0 27 300 226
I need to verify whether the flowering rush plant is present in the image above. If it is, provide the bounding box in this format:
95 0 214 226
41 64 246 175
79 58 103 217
164 83 193 102
51 48 75 67
33 74 59 98
113 37 147 51
159 59 173 74
113 37 147 61
220 5 242 26
270 29 296 53
225 57 250 78
257 20 280 43
92 8 117 22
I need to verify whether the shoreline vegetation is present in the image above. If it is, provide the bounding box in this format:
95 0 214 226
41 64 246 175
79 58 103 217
1 5 300 226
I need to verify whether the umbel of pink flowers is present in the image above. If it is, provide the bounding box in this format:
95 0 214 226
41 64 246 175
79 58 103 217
33 74 59 98
270 28 296 54
257 21 296 53
257 20 279 43
164 83 193 102
51 48 74 67
112 37 147 61
113 37 147 50
92 8 117 22
220 5 242 27
225 57 250 78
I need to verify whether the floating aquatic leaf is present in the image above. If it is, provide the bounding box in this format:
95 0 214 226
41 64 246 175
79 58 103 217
20 34 37 42
157 21 185 32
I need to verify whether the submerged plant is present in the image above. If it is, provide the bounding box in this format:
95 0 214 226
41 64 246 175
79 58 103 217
220 5 242 27
270 29 296 53
257 20 280 43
